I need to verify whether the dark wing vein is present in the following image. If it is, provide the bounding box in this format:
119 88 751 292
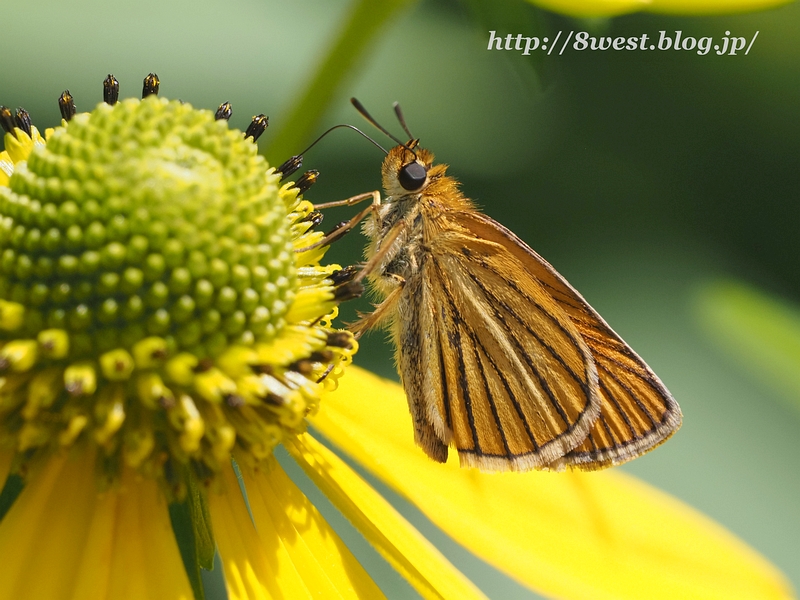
410 236 601 471
464 262 592 429
458 211 682 470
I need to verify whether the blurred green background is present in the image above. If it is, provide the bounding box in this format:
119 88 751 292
2 0 799 597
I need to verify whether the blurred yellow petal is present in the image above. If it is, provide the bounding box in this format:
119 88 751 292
528 0 650 17
286 433 487 600
646 0 792 13
0 452 192 600
209 458 383 599
527 0 790 16
312 366 794 600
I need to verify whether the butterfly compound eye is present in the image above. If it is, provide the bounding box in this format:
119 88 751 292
398 161 427 191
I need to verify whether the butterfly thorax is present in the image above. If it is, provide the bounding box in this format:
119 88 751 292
365 146 474 295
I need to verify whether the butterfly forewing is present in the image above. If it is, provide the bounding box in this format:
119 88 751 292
462 212 682 470
394 214 604 471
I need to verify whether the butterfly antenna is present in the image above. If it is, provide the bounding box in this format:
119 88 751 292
298 124 388 157
392 102 415 141
276 124 388 179
351 98 417 157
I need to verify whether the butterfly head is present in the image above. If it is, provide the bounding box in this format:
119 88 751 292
382 140 443 198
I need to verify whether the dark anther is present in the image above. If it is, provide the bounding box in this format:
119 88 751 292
309 350 334 363
225 394 245 408
276 155 303 178
293 170 319 194
215 102 232 121
14 109 31 136
142 73 160 98
334 280 364 302
58 91 77 121
158 395 176 409
0 106 16 134
329 265 358 285
287 359 314 375
103 74 120 105
244 114 269 141
301 210 324 228
65 381 83 396
326 331 354 349
151 348 168 360
264 392 286 406
249 363 274 375
287 350 335 374
192 357 214 373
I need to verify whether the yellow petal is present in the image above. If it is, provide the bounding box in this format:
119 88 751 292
0 451 192 600
311 366 794 600
0 150 13 186
528 0 650 17
286 433 487 600
2 126 45 164
646 0 792 13
244 457 385 599
208 457 384 600
527 0 790 16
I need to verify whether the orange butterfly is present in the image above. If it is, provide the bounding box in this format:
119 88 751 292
303 100 682 472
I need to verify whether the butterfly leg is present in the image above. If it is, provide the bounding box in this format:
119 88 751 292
351 218 406 286
312 191 379 210
294 191 382 253
349 274 405 339
335 217 408 339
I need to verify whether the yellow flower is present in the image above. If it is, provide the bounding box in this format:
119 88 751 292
310 367 795 600
0 75 793 600
526 0 791 17
0 76 372 599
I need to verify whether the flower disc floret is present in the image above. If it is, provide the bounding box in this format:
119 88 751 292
0 96 356 496
1 97 294 354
